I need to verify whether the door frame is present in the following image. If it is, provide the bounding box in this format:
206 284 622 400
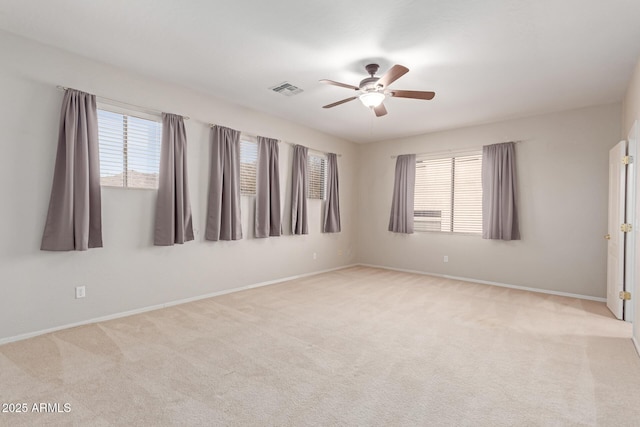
629 121 638 326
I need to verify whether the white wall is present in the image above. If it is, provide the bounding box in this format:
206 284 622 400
0 32 358 342
623 60 640 137
357 103 621 299
622 57 640 349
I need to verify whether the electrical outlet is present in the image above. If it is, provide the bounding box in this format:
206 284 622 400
443 256 449 263
338 249 343 256
75 286 86 299
313 252 317 260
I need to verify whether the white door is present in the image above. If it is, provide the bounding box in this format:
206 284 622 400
607 140 626 319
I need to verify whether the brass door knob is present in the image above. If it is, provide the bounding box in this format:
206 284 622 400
604 234 611 240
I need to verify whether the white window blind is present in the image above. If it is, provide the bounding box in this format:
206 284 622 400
97 107 162 189
239 138 258 195
414 152 482 233
307 152 326 200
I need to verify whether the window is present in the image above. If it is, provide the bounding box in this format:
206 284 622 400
414 151 482 233
239 137 258 195
97 106 162 189
307 152 326 200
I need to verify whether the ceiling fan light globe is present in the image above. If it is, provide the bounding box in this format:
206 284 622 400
359 92 385 108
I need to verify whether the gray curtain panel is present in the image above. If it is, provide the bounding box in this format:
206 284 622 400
322 153 341 233
205 125 242 241
154 113 194 246
482 141 520 240
41 89 103 251
388 154 416 234
255 136 282 238
291 144 308 235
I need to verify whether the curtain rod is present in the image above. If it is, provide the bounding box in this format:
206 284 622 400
390 141 522 158
56 86 190 120
209 123 342 157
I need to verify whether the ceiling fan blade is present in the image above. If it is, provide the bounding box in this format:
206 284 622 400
319 79 359 91
390 90 436 100
323 96 357 109
376 65 409 88
373 103 387 117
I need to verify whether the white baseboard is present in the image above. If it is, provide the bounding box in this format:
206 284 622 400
633 336 640 357
0 264 358 346
357 263 607 302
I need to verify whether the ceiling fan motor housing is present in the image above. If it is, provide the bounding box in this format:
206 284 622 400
359 76 380 91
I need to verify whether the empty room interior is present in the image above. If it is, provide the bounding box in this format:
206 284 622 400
2 1 640 425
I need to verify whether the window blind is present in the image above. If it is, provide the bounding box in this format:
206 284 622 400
452 154 483 233
97 108 162 189
414 152 482 233
239 138 258 195
307 152 326 200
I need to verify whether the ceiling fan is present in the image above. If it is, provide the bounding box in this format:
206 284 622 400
320 63 435 117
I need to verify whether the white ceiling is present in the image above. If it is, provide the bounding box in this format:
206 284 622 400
1 0 640 143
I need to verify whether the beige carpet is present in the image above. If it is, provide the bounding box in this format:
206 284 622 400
1 266 640 426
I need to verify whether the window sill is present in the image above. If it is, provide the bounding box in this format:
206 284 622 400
101 185 158 191
413 230 481 236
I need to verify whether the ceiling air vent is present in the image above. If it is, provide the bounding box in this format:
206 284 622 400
269 82 303 96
